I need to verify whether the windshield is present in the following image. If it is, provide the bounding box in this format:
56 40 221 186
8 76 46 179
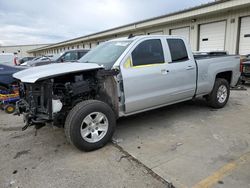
79 40 132 69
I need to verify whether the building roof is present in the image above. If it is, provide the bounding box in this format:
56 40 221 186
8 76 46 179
29 0 249 53
0 43 51 48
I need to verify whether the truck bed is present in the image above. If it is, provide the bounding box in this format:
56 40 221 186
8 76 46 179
195 55 241 96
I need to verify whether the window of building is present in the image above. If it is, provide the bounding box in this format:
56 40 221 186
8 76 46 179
167 39 189 63
132 39 164 66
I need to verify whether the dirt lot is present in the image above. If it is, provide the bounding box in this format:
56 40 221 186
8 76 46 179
0 85 250 188
0 115 167 188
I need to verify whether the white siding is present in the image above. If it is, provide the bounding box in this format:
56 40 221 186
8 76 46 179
239 16 250 55
148 31 164 35
170 27 190 42
28 2 250 56
199 21 226 52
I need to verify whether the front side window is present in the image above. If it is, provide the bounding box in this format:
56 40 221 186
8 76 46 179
132 39 164 66
167 39 189 63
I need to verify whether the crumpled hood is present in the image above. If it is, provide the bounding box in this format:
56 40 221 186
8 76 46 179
13 62 102 83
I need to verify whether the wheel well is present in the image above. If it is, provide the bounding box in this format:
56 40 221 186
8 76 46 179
216 71 232 84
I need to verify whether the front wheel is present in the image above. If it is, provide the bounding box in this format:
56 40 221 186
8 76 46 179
64 100 116 151
207 78 230 109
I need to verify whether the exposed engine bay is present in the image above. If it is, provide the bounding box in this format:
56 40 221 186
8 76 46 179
15 69 119 130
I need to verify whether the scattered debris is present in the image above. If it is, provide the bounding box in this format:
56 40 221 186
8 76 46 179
230 85 247 91
171 143 183 151
112 137 123 144
137 146 141 149
13 150 30 159
9 180 15 186
218 180 224 184
12 170 18 174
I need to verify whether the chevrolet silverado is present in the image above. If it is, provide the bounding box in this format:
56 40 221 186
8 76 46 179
13 35 241 151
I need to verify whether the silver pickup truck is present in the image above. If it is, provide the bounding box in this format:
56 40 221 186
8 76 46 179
13 35 241 151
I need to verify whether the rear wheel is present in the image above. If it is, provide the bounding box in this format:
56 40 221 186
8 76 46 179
207 78 230 108
65 100 116 151
4 104 16 114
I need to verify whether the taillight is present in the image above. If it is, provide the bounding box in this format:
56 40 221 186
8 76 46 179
240 59 244 72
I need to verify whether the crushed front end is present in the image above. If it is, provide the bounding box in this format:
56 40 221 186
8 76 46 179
16 81 55 130
15 70 100 130
14 68 119 131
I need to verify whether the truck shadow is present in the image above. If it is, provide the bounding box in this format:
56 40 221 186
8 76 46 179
116 98 211 130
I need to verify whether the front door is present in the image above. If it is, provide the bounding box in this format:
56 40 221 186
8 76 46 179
120 38 170 113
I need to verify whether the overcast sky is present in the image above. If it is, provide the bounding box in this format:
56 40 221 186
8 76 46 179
0 0 213 46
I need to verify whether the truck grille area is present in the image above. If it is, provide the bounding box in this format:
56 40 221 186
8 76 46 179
17 81 53 124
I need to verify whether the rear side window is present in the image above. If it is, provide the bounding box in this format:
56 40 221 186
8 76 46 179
167 39 189 63
132 39 164 66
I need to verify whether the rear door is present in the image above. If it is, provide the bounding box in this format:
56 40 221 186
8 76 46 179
164 38 197 101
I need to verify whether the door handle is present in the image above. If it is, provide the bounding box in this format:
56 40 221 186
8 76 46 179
161 69 169 74
186 66 195 70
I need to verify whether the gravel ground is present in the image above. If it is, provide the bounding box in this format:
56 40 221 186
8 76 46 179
0 113 166 188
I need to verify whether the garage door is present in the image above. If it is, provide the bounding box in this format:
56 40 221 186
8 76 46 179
170 27 190 42
199 21 226 52
239 17 250 55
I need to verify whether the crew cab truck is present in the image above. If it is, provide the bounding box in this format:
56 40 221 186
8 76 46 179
13 35 241 151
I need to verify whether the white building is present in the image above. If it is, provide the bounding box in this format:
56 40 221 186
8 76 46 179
29 0 250 56
0 44 51 58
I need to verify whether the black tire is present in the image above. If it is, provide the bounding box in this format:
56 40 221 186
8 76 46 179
207 78 230 109
65 100 116 151
4 104 16 114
